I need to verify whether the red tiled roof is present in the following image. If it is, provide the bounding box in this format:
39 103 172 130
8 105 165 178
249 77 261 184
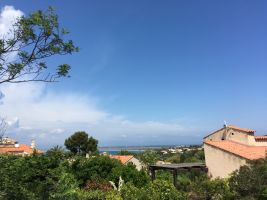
255 136 267 141
227 125 255 133
204 140 267 160
0 144 42 154
110 155 134 164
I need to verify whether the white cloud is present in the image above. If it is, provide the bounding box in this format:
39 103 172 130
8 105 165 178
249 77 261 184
6 117 19 129
0 5 23 35
50 128 65 134
0 81 196 148
0 6 24 77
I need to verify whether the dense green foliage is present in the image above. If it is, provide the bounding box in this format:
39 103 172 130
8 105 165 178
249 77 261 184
0 151 148 200
64 131 98 155
137 147 205 169
1 144 267 199
120 180 186 200
138 150 160 167
229 158 267 199
0 7 78 84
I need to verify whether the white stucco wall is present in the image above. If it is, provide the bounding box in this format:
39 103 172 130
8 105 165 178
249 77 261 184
204 143 247 178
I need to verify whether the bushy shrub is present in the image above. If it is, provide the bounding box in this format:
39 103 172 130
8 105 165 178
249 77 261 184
0 154 65 199
144 180 187 200
77 190 122 200
120 182 142 200
109 162 150 188
190 177 233 200
51 173 80 200
121 180 187 200
229 158 267 200
70 155 122 186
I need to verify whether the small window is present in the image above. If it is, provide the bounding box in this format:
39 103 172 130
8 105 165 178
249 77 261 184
231 132 234 135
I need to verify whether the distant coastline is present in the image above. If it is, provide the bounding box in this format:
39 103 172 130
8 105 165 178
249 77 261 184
98 144 202 155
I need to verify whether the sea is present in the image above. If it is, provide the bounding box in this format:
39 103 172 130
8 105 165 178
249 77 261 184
98 145 180 155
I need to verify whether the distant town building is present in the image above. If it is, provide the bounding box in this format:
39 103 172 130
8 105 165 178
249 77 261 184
204 125 267 178
156 160 171 165
0 138 42 156
110 155 143 170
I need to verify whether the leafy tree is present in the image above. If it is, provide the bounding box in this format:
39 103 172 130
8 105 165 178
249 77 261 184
70 156 121 186
51 172 80 200
120 182 143 200
165 154 180 163
190 177 233 200
0 7 78 84
110 162 150 188
139 150 160 168
118 150 136 156
121 180 186 200
0 154 66 199
144 180 186 200
229 158 267 199
64 131 98 155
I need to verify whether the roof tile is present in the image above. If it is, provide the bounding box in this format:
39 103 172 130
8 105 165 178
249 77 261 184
255 136 267 141
227 125 255 133
110 155 134 164
204 140 267 160
0 144 42 154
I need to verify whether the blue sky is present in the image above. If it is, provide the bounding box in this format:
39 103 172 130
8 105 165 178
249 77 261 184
0 1 267 148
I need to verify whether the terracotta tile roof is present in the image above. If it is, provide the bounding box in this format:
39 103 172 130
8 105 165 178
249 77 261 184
0 144 42 154
227 125 255 133
255 136 267 141
204 140 267 160
110 155 134 164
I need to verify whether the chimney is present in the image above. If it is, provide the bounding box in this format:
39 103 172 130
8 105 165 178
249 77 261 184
31 139 36 149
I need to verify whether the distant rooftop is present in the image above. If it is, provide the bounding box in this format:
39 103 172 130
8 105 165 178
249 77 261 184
110 155 134 164
0 144 42 155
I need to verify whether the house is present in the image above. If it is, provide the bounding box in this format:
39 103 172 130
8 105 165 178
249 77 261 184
110 155 143 170
0 137 42 156
203 125 267 178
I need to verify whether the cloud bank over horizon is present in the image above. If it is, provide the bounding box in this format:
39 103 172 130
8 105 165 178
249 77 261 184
0 5 203 149
1 81 202 149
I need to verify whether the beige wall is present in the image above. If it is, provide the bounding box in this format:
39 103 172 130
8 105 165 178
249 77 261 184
204 127 256 146
254 140 267 146
204 129 225 141
127 157 143 171
204 143 247 178
226 130 252 145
